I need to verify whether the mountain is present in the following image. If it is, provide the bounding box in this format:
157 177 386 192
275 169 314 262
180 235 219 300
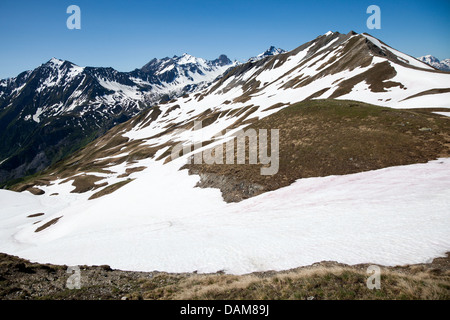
249 46 286 62
0 31 449 273
417 55 450 71
0 54 236 185
130 53 238 99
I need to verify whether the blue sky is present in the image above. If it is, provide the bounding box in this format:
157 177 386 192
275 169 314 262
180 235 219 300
0 0 449 79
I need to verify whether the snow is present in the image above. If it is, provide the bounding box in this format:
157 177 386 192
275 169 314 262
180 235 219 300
136 55 235 100
32 107 43 123
396 93 450 109
249 46 286 62
333 59 450 108
11 83 26 96
49 57 64 67
177 53 203 66
34 60 84 95
315 37 339 53
0 158 449 274
66 64 84 80
156 63 175 75
256 47 285 59
433 112 450 117
97 78 144 100
122 38 450 147
417 55 450 71
1 33 450 275
94 152 130 162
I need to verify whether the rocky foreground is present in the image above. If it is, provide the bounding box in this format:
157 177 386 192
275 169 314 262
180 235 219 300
0 252 448 300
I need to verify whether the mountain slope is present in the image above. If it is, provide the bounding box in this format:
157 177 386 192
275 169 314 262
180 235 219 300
0 54 236 185
0 31 449 274
6 30 450 204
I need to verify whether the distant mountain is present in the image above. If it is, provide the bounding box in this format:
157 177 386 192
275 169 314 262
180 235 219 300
130 53 238 99
249 46 286 62
0 54 236 185
417 55 450 71
10 30 450 197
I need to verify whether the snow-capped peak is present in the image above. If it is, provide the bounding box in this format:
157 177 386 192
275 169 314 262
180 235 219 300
258 46 286 58
324 31 334 36
177 53 203 65
249 46 286 62
47 57 65 67
417 55 450 71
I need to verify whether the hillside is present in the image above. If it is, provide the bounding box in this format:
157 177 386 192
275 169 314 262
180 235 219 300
417 55 450 71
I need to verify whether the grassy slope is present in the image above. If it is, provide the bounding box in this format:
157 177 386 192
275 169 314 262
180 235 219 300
0 252 448 300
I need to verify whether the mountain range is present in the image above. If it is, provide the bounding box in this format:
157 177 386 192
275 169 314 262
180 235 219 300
0 31 449 274
0 52 242 185
417 55 450 71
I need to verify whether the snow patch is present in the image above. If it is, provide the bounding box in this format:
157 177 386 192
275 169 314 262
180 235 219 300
433 112 450 117
0 158 449 274
32 107 43 123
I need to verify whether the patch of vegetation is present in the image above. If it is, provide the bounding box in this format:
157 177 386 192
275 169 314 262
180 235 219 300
117 166 146 178
27 213 45 218
185 99 450 202
88 179 134 200
68 175 107 194
34 216 62 233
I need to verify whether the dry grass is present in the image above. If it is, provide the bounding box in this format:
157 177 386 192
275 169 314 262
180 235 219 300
34 216 62 233
401 88 450 101
25 187 45 195
1 252 448 300
130 260 450 300
88 179 134 200
117 166 146 178
67 174 107 194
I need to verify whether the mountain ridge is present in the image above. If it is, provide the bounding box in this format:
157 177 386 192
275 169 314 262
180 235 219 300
0 30 449 275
